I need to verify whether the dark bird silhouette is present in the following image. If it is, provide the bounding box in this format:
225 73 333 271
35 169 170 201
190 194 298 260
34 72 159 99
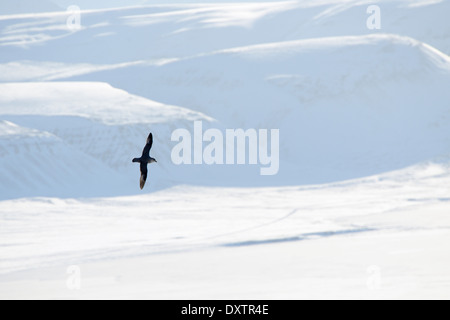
132 133 157 190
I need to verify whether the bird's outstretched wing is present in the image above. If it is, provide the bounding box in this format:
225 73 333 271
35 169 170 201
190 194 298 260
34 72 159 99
140 162 148 190
141 133 153 158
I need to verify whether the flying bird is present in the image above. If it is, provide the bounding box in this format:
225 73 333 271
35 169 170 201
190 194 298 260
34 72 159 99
132 133 157 190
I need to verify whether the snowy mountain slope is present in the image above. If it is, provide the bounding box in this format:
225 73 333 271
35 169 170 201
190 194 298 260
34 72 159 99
0 0 449 65
51 0 145 11
0 120 129 199
282 0 450 56
0 2 448 188
73 34 450 184
0 2 298 61
0 82 210 125
0 0 61 15
0 82 219 199
111 34 450 122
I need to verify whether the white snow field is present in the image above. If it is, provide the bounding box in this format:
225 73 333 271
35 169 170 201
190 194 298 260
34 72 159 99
0 0 449 299
1 164 450 299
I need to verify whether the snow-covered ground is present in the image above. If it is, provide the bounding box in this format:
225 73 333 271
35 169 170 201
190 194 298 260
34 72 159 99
0 0 449 299
1 163 450 299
